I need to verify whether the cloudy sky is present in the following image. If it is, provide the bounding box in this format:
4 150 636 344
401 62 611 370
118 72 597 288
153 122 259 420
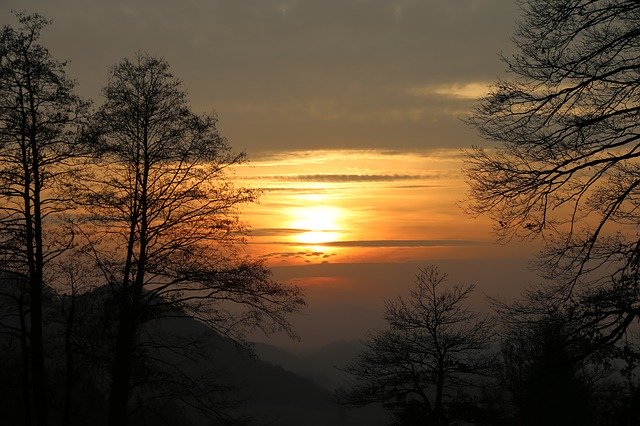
1 0 518 153
1 1 539 350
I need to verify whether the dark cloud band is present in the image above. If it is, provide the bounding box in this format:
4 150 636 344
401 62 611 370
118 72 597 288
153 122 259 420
253 239 488 247
251 173 429 182
315 239 487 247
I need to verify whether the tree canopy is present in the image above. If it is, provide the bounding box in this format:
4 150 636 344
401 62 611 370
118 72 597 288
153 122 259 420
0 13 88 426
77 52 305 425
466 0 640 352
338 266 494 425
0 14 305 424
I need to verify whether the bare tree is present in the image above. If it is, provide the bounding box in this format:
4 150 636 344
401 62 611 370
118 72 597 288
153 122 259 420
79 52 304 425
338 266 494 425
0 13 88 426
465 0 640 351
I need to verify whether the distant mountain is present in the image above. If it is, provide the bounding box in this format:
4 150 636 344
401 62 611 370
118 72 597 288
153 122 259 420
252 339 389 425
135 317 358 426
253 339 363 390
0 279 385 426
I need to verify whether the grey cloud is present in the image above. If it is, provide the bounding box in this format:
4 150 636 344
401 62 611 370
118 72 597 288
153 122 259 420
306 239 486 248
270 239 489 247
260 250 336 262
255 173 427 183
393 184 445 189
255 183 444 191
250 228 306 237
1 0 519 154
249 187 334 193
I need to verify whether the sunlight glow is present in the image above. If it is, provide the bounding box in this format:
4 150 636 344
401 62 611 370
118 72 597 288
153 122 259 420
289 205 343 245
234 149 493 265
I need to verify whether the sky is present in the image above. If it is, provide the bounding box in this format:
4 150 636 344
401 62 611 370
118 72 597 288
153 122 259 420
0 0 541 350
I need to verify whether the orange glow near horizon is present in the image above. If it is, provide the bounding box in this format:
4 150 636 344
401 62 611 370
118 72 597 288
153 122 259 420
289 204 344 244
233 149 523 267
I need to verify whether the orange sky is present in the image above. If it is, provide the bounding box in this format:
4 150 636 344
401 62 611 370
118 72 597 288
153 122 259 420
235 149 540 350
240 149 480 262
236 149 534 265
0 1 539 350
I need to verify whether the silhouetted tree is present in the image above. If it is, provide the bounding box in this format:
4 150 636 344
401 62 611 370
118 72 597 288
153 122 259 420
595 379 640 425
490 281 640 424
465 0 640 352
500 318 596 425
338 266 494 425
46 257 101 426
0 270 32 425
0 13 88 426
80 52 304 425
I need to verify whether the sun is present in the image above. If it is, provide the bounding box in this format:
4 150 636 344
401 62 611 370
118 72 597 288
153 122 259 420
289 205 343 245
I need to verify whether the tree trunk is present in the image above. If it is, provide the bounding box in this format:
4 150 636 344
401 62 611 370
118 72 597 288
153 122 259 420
107 305 136 426
61 296 76 426
30 276 47 426
22 135 48 426
18 291 32 426
27 68 48 426
434 359 444 425
107 195 141 425
31 209 46 426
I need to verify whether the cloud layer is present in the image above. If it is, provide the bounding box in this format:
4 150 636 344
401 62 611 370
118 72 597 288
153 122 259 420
0 0 518 154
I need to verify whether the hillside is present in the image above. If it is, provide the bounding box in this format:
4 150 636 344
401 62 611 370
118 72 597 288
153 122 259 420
0 281 384 425
252 339 388 425
148 317 350 425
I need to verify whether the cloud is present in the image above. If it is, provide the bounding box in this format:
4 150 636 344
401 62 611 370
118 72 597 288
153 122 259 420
324 239 487 247
256 187 348 193
250 228 305 237
409 82 491 100
251 173 429 182
0 0 518 154
393 184 444 189
260 250 336 262
277 239 488 248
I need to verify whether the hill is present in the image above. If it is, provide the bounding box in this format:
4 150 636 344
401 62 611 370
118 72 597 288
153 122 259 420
0 278 385 425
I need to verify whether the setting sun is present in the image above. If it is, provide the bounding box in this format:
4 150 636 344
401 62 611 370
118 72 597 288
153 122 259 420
289 204 343 245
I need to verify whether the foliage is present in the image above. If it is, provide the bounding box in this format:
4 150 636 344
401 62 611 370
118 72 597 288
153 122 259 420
499 318 597 425
75 52 304 424
0 15 304 424
83 52 302 340
0 12 88 272
466 0 640 352
0 12 88 426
